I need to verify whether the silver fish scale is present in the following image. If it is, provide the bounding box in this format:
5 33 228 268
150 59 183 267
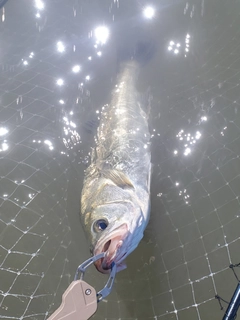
95 62 150 189
81 60 151 270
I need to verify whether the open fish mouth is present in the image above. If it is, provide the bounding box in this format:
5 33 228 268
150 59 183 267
94 223 128 273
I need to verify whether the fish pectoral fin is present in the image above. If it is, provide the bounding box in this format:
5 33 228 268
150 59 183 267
101 169 134 189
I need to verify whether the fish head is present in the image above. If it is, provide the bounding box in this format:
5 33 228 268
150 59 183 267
86 202 146 273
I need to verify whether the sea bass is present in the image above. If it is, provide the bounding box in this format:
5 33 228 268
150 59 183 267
81 59 151 273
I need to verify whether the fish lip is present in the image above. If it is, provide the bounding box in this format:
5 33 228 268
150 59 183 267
93 223 128 273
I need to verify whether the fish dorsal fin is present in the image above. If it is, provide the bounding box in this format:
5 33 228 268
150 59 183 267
101 169 134 189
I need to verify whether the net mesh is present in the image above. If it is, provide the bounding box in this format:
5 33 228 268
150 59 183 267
1 0 240 319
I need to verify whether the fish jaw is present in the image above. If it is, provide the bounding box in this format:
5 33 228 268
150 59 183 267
93 223 129 273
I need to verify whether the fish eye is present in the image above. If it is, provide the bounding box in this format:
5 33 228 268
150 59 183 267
93 219 108 232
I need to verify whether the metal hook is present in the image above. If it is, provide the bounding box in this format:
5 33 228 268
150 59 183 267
74 252 117 301
74 252 105 281
97 262 116 302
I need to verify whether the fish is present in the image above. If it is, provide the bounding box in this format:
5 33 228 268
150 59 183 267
80 53 151 273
